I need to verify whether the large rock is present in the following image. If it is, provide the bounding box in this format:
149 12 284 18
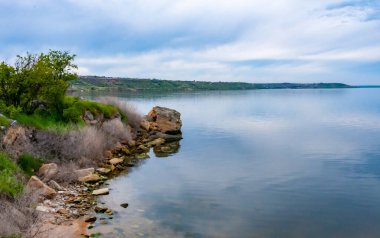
147 106 182 134
38 163 58 182
26 176 57 199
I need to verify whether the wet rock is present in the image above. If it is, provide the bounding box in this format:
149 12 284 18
147 106 182 134
96 168 111 175
109 157 124 165
38 163 58 182
135 153 150 159
92 188 109 195
120 203 129 208
94 206 108 213
84 216 97 223
27 176 57 198
75 168 95 178
78 174 102 183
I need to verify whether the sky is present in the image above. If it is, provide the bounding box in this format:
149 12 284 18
0 0 379 84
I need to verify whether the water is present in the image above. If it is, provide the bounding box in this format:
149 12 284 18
83 88 380 238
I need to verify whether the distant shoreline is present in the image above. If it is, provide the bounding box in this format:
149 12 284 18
69 76 380 92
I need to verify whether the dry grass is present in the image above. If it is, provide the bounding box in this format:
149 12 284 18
0 192 41 238
99 97 142 130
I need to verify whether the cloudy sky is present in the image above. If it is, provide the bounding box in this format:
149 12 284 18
0 0 379 84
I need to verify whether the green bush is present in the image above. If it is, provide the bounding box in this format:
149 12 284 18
17 154 44 176
0 153 23 197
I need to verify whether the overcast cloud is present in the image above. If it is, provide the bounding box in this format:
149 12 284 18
0 0 379 84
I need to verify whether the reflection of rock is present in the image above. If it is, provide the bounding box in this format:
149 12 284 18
153 141 181 157
149 132 183 142
146 106 182 134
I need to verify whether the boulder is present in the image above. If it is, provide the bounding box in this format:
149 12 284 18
74 168 95 178
38 163 58 182
92 188 109 195
147 106 182 134
27 176 57 199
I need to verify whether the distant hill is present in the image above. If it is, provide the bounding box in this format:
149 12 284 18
70 76 353 92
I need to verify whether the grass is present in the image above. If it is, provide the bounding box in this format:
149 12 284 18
0 153 24 198
0 114 11 127
17 154 44 176
13 96 122 131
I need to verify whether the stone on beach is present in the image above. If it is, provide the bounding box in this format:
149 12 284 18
26 176 57 199
92 188 109 195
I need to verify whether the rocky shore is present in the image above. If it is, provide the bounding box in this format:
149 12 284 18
3 106 182 238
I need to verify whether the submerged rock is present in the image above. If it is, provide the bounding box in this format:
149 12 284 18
120 203 129 208
84 216 97 223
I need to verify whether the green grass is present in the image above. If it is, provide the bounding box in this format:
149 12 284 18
17 154 44 176
0 153 24 198
14 113 76 132
0 114 11 127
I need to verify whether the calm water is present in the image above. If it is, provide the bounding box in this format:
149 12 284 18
84 88 380 238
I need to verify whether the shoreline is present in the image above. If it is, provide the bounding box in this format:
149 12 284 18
2 106 182 238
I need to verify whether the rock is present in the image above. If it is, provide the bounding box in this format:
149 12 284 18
48 180 64 191
3 126 26 145
120 203 129 208
84 216 97 223
96 168 111 175
151 132 183 142
109 158 124 165
136 153 150 159
38 163 58 182
137 145 149 152
95 206 108 213
92 188 109 196
27 176 57 198
147 106 182 134
78 174 102 183
75 168 95 178
140 120 150 131
36 205 55 213
146 138 165 147
84 110 94 121
57 208 69 215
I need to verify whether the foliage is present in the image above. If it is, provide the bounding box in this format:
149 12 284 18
0 50 77 116
17 154 44 176
0 114 11 127
0 153 23 197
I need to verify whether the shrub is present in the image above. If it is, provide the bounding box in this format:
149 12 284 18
17 154 44 176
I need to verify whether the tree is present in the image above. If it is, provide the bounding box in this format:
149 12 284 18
0 50 78 116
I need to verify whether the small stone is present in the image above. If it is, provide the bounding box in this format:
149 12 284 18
78 174 101 183
109 158 124 165
94 206 108 213
136 153 150 159
57 208 69 215
120 203 129 208
92 188 109 196
96 168 111 175
85 216 97 223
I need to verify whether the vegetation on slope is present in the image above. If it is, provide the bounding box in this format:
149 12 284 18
71 76 352 92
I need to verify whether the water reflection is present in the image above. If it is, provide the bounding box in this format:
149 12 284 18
82 88 380 238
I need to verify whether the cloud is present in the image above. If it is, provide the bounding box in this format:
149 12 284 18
0 0 379 83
